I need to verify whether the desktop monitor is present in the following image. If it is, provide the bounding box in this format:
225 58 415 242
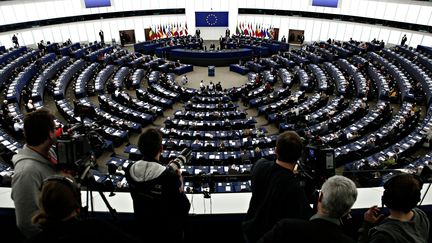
312 0 339 8
84 0 111 8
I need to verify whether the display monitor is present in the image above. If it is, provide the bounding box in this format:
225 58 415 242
84 0 111 8
312 0 339 8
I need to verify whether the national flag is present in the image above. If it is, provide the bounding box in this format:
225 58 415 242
156 25 162 39
174 23 179 37
167 24 172 37
236 23 240 35
185 22 188 35
149 26 155 40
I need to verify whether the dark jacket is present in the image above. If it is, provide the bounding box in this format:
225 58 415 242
126 160 190 243
27 218 139 243
358 208 430 243
243 159 313 243
258 216 355 243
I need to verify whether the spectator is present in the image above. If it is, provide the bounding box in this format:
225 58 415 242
243 131 313 243
28 175 140 243
358 173 429 243
259 175 357 243
11 109 60 238
125 128 190 243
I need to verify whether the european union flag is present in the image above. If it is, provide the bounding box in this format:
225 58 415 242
195 12 229 27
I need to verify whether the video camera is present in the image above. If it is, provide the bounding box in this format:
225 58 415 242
297 145 335 202
56 124 92 170
55 123 105 177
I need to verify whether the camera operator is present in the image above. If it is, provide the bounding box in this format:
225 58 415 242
242 131 313 243
125 128 190 243
11 109 60 238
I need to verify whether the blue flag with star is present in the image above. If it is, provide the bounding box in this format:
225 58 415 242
195 12 229 27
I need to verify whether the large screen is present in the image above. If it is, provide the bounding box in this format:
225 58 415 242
84 0 111 8
195 12 229 27
312 0 339 8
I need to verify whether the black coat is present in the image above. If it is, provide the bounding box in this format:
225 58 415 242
27 218 140 243
258 218 356 243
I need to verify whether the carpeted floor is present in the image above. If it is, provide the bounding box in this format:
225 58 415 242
91 62 280 172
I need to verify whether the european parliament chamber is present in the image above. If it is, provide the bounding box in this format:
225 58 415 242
1 0 432 242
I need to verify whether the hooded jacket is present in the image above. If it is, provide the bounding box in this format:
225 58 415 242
359 208 430 243
126 160 190 243
11 145 58 238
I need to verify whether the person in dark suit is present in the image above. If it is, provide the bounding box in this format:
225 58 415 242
281 35 286 43
401 34 408 46
12 34 19 47
99 30 104 44
299 34 305 45
195 28 201 38
258 175 358 243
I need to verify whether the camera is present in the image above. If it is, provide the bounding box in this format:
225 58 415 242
168 148 192 171
56 124 92 169
55 123 104 172
297 145 335 203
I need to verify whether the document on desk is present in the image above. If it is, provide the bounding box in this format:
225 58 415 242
130 148 138 153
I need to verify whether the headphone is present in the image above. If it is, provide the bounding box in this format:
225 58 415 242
42 175 82 205
382 173 423 211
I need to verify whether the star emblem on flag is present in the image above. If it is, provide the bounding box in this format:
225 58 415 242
205 13 218 26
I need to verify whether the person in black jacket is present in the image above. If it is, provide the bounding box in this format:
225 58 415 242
242 131 313 243
401 34 408 46
258 175 358 243
125 128 190 243
358 173 429 243
28 176 139 243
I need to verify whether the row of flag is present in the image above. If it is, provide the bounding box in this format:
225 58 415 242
236 22 275 39
148 23 189 40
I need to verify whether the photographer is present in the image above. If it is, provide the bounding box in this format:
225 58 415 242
242 131 313 243
11 109 60 238
125 128 190 243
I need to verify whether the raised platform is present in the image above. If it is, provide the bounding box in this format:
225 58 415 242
168 48 253 67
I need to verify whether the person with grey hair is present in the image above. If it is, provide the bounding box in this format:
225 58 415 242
258 175 357 243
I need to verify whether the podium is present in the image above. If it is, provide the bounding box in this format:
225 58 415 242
208 66 215 76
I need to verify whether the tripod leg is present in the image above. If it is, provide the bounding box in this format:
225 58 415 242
98 190 118 220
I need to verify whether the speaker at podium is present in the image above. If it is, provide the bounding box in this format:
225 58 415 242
208 66 215 76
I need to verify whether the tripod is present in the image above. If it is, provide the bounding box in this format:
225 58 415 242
79 163 118 220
